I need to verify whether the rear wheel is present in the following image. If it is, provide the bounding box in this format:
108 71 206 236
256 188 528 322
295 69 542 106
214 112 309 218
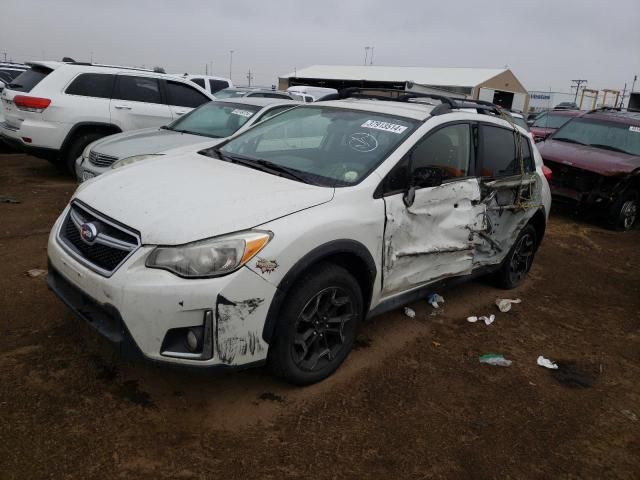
608 191 638 231
268 263 362 385
496 224 538 289
63 132 109 178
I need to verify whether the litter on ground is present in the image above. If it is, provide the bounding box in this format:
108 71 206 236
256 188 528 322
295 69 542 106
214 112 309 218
467 314 495 325
496 298 522 312
537 355 558 369
0 195 20 204
479 354 512 367
427 293 444 308
404 307 416 318
26 269 47 278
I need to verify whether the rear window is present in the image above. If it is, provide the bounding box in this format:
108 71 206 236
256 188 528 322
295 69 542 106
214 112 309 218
0 69 26 81
65 73 114 98
190 78 205 88
248 92 291 100
114 76 162 104
166 81 210 108
209 79 229 94
7 66 52 92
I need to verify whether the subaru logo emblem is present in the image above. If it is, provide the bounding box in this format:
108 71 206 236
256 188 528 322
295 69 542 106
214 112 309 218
80 223 98 244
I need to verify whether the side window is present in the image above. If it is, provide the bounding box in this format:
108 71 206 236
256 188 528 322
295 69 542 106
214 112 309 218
478 125 520 177
209 79 229 93
114 76 162 104
522 137 535 172
166 81 210 108
411 123 472 181
256 105 294 122
66 73 114 99
190 78 205 88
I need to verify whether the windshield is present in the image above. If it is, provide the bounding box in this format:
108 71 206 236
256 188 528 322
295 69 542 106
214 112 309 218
532 113 575 129
167 101 260 138
213 88 249 99
552 118 640 156
213 106 418 186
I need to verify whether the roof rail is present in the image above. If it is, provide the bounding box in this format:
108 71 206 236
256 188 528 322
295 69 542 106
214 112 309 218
67 62 159 73
332 87 504 117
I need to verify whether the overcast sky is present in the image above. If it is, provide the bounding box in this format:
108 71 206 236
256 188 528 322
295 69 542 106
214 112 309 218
1 0 638 93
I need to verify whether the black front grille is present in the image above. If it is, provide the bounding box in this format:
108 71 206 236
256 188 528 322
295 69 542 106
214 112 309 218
58 203 140 275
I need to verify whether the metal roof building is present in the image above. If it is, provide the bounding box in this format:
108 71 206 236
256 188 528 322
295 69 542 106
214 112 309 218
279 65 529 111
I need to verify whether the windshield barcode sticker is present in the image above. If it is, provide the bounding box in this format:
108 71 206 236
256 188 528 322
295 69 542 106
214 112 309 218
629 126 640 133
361 120 408 134
231 109 254 118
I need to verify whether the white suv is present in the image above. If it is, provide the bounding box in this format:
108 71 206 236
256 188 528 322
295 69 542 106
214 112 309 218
180 74 233 95
0 61 214 174
47 90 551 385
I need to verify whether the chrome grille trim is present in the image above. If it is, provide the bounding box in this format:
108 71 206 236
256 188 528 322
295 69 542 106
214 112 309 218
89 150 119 168
56 201 141 278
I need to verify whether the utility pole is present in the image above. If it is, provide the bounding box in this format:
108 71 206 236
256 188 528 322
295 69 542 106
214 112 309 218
370 46 374 65
229 50 234 81
205 63 208 75
246 69 253 87
571 79 588 103
364 46 370 65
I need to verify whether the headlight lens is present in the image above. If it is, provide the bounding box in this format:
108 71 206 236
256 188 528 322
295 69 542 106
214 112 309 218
82 143 93 160
111 154 163 169
146 230 273 278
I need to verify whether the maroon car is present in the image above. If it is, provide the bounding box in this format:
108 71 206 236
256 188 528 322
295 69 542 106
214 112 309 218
529 109 583 142
538 109 640 230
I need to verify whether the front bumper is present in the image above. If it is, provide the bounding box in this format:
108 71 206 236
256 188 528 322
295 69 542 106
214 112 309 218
47 211 278 368
76 156 108 183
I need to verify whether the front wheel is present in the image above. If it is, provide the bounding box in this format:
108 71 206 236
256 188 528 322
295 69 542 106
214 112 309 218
268 263 362 385
608 191 638 231
496 224 538 289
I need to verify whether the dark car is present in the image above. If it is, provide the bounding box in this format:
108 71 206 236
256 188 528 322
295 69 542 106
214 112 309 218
554 101 579 110
529 109 583 142
537 109 640 230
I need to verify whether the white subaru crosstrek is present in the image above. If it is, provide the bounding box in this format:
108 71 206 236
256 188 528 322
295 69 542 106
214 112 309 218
47 90 551 385
0 61 214 174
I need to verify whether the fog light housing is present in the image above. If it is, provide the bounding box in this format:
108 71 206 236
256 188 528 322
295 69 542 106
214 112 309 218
160 310 214 360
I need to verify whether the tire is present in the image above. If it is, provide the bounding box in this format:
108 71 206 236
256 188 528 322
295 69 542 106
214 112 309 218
496 224 538 289
268 262 363 385
63 132 109 178
608 191 638 231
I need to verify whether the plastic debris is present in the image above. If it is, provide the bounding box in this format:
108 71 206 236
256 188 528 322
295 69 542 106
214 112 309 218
404 307 416 318
26 269 47 278
620 409 638 422
467 314 495 325
479 354 512 367
427 293 445 308
537 355 558 370
496 298 522 313
0 195 20 204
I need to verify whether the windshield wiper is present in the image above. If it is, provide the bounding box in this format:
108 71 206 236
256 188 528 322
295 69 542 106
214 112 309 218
7 83 22 89
213 149 310 184
161 125 220 138
587 143 632 155
552 137 587 146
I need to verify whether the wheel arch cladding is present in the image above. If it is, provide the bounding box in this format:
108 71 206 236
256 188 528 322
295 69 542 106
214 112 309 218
61 122 122 154
261 239 377 344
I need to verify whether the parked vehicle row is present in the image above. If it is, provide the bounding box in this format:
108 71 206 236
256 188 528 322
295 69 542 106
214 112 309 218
47 90 551 384
0 61 216 173
76 97 299 180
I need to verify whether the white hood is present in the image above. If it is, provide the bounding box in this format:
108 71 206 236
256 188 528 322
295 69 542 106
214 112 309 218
74 152 334 245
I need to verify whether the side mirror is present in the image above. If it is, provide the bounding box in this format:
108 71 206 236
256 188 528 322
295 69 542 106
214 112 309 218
411 166 443 189
403 167 443 207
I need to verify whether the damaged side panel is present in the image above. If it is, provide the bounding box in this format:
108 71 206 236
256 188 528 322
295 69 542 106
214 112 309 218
382 179 486 296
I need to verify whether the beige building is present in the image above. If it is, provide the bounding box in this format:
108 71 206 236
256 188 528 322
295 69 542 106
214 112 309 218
279 65 529 111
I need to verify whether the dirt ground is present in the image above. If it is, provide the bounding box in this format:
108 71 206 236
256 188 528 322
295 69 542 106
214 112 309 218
1 152 639 480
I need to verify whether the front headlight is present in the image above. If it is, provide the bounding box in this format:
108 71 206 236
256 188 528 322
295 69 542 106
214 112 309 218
82 143 93 160
111 154 164 169
146 230 273 278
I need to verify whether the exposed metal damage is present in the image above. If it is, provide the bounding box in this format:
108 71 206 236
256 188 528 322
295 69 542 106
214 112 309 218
216 295 267 365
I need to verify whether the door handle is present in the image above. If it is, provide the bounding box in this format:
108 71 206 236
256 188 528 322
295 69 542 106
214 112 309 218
114 105 132 110
175 110 188 116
